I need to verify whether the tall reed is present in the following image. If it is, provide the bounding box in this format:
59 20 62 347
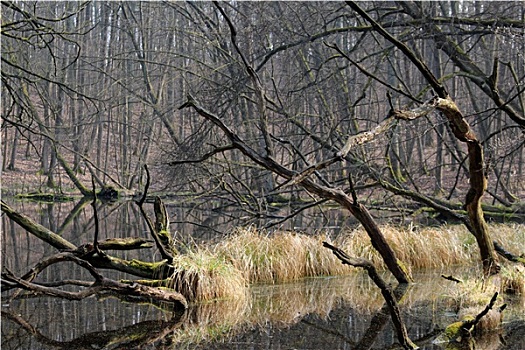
168 248 247 302
213 227 348 283
213 223 524 284
170 223 523 301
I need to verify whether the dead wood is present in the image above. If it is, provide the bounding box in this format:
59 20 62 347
494 241 525 266
96 237 154 250
441 274 463 283
2 307 186 350
1 253 187 309
444 292 505 342
1 200 76 251
323 241 418 350
136 165 174 263
1 199 173 280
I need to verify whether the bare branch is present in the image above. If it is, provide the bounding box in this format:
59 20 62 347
136 165 174 263
167 144 236 166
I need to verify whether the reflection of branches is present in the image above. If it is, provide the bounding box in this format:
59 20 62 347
323 242 417 349
1 200 175 281
355 284 409 350
2 308 186 350
301 318 356 347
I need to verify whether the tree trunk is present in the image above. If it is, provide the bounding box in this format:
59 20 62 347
435 98 499 276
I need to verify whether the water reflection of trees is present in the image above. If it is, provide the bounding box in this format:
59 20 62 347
4 272 518 349
2 201 523 349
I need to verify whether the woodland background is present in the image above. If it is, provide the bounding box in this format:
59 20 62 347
2 1 525 229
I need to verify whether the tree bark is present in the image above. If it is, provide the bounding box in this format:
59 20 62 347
434 98 499 275
348 1 500 276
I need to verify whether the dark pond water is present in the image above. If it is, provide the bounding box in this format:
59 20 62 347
2 199 524 349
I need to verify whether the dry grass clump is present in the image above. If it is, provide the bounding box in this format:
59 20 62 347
500 265 525 295
169 248 247 302
211 223 525 285
338 223 524 270
442 276 500 309
213 227 348 283
337 224 477 270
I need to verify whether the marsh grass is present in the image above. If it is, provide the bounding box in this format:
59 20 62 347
342 224 478 270
500 265 525 295
166 248 247 303
213 227 347 283
169 223 523 302
213 224 524 284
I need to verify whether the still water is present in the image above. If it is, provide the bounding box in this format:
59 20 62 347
2 199 524 349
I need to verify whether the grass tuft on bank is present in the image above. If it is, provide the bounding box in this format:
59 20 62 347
213 223 524 284
166 223 523 301
147 249 248 303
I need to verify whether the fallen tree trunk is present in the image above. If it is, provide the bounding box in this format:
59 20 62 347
1 200 171 279
1 253 187 309
1 200 76 250
494 241 525 265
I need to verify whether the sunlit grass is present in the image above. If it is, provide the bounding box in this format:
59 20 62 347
127 223 525 348
213 227 347 283
165 248 247 303
500 265 525 295
213 223 524 284
161 223 524 303
339 224 478 270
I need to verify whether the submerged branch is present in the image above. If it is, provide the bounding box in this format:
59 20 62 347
2 306 186 350
322 242 418 350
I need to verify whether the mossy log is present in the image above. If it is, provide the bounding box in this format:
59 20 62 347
1 200 76 250
1 254 187 309
440 292 505 343
14 192 77 202
1 200 173 279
